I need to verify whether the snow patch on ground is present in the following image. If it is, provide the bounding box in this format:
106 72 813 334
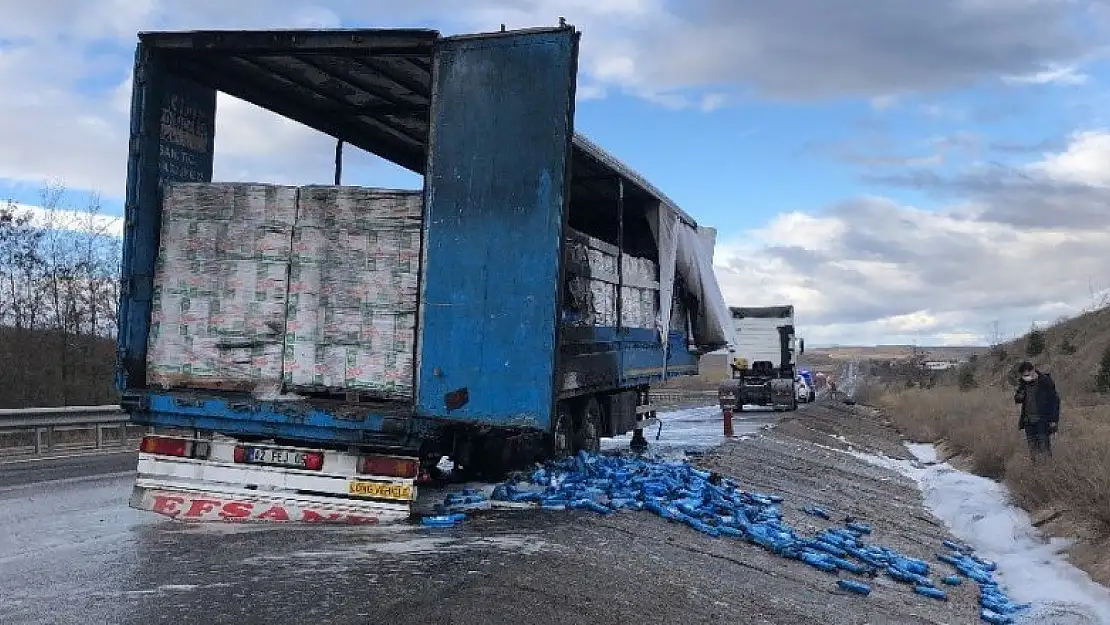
851 443 1110 624
905 442 939 465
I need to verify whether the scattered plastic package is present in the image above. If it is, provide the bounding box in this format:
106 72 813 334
421 513 467 527
424 451 1031 623
838 579 871 595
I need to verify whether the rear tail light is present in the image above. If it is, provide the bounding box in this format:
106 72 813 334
140 436 186 457
358 455 419 479
303 452 324 471
140 436 209 459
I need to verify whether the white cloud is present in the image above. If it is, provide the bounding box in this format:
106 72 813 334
870 94 901 111
0 0 1103 199
1026 130 1110 186
712 131 1110 345
699 93 728 112
6 202 123 238
1002 63 1089 85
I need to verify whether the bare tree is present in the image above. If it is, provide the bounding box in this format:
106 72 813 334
1088 277 1110 313
0 181 122 406
0 200 46 330
988 320 1002 348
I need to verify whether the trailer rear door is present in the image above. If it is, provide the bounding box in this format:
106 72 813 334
417 27 579 429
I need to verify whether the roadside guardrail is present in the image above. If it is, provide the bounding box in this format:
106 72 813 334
0 405 142 458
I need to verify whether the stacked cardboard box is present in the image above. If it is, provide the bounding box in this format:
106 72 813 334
563 231 659 330
283 186 422 399
147 183 423 400
147 183 298 392
620 254 659 329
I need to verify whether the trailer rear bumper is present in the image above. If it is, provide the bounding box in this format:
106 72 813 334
130 436 416 524
130 481 409 524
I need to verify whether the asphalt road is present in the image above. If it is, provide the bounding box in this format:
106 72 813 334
0 450 137 488
0 403 987 625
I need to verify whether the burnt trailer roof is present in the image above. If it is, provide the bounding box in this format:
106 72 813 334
140 27 697 228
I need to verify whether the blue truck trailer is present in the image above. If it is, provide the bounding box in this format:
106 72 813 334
117 24 734 523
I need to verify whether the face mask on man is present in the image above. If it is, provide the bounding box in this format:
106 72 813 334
1021 372 1036 383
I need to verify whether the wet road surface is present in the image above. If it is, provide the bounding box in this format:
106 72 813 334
0 403 985 624
0 450 136 488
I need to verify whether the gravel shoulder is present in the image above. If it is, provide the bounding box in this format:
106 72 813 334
692 400 982 624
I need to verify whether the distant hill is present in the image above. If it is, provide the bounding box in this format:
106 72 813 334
970 307 1110 396
806 345 986 362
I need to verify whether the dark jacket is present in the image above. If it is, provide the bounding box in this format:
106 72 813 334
1014 372 1060 427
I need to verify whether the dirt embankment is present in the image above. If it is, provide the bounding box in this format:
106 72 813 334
876 386 1110 588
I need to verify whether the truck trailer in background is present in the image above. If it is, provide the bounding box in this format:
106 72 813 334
115 24 735 523
717 305 804 413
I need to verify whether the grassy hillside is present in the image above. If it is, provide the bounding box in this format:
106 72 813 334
873 306 1110 583
972 308 1110 397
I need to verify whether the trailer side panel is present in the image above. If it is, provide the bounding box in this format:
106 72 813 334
118 46 217 391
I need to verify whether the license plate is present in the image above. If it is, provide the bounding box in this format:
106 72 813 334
349 480 413 501
245 447 308 468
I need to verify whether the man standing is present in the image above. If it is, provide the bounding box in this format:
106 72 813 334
1014 361 1060 459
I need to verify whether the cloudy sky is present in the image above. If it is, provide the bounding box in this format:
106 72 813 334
3 0 1110 346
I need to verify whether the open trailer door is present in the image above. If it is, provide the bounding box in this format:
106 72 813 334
417 27 580 429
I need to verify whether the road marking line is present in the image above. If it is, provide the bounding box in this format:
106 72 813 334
0 448 137 466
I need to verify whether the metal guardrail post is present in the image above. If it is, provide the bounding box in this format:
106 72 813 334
1 405 131 458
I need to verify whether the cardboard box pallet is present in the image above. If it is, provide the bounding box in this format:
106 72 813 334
147 183 422 400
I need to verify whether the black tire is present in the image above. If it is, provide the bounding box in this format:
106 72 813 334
463 436 512 480
574 396 603 454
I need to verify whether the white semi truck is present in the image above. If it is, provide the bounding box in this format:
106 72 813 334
717 305 804 412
